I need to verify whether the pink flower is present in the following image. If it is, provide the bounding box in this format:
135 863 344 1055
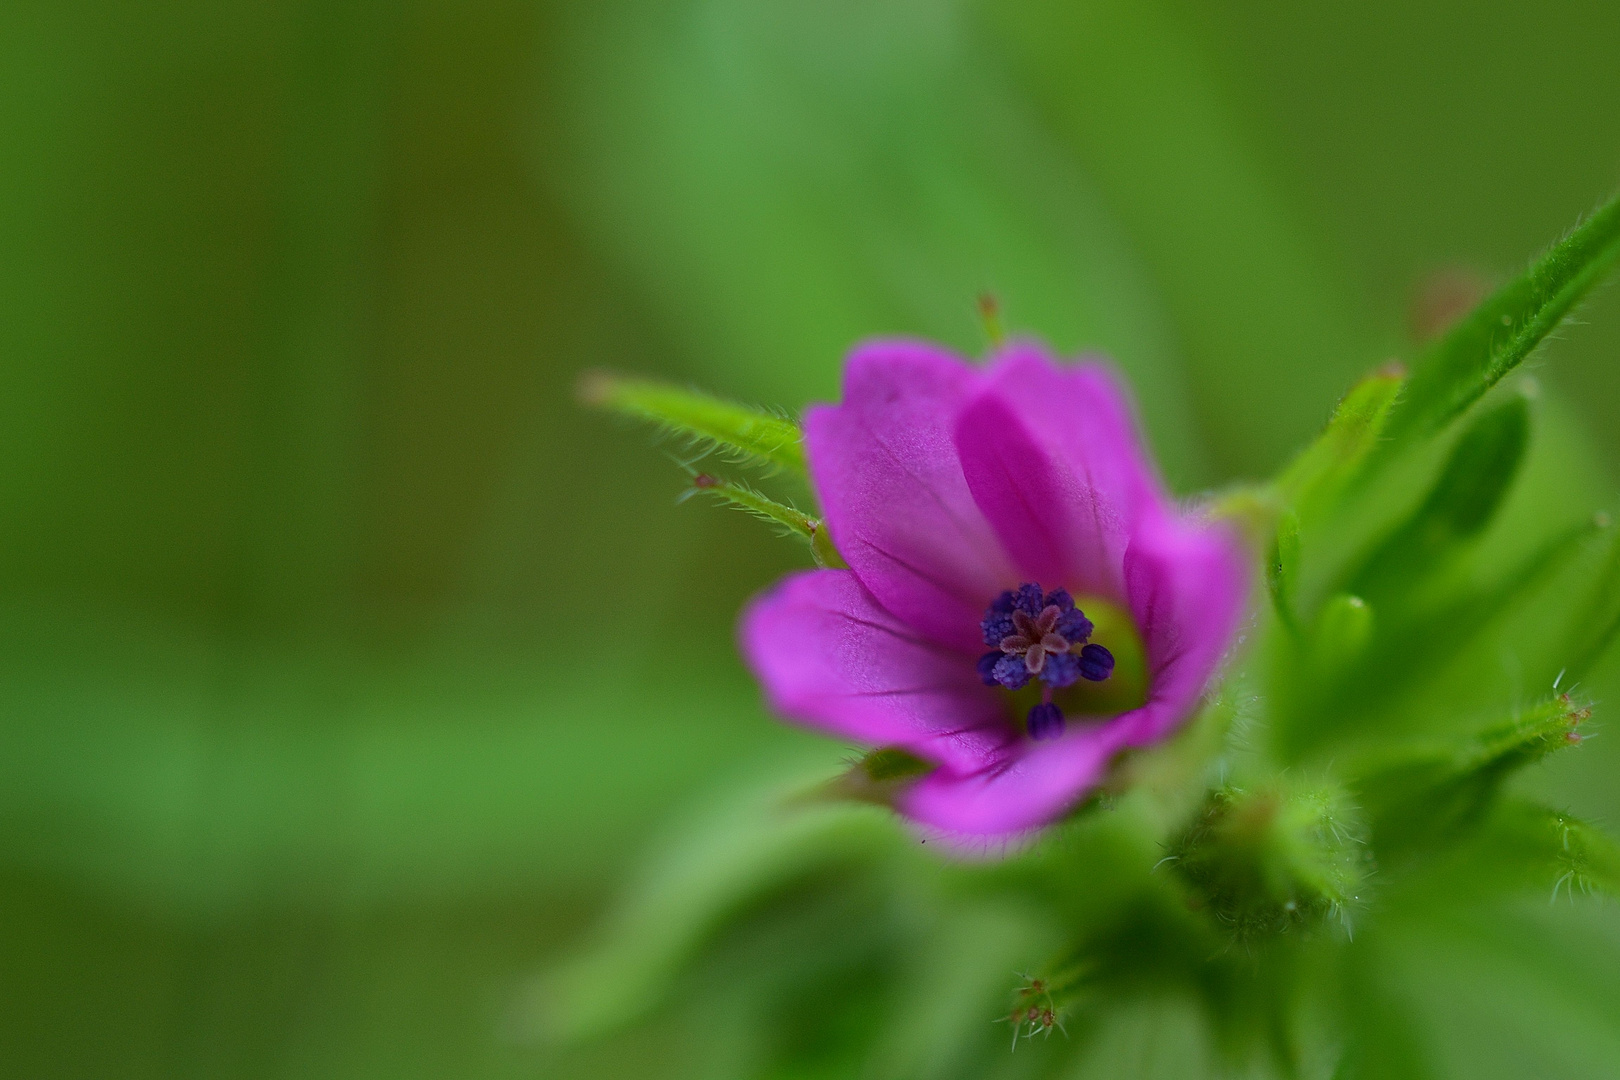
741 339 1251 843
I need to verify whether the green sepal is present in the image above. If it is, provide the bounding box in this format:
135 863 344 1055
1274 363 1405 519
1347 389 1530 606
580 370 808 478
811 518 849 569
807 746 935 808
1387 191 1620 443
687 472 813 538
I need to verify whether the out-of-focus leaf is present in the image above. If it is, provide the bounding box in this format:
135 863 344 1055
522 777 905 1044
989 0 1379 477
580 371 808 479
1468 800 1620 901
1309 592 1373 677
1388 191 1620 444
1349 390 1531 606
1289 515 1602 758
1558 523 1620 685
1267 511 1301 633
549 0 1211 486
1335 939 1440 1080
1355 694 1588 858
1372 900 1620 1079
1274 365 1406 523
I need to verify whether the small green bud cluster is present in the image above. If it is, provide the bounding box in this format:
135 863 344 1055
1168 781 1368 942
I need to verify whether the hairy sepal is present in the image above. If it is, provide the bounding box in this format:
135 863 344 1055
685 473 846 566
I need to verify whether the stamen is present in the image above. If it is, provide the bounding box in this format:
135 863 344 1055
992 653 1032 690
1026 701 1064 740
1077 643 1115 682
978 582 1114 698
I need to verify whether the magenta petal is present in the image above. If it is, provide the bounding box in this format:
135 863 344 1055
988 344 1170 528
806 340 1016 653
1113 515 1251 747
955 344 1171 599
896 725 1124 839
740 569 1014 775
896 516 1248 841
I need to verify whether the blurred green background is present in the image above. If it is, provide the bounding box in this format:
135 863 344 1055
3 0 1619 1076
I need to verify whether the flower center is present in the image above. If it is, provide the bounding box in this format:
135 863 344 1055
976 583 1115 741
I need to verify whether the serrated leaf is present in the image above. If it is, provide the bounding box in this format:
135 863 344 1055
1387 191 1620 443
581 370 808 478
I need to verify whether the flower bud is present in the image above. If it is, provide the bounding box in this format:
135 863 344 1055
1168 780 1368 941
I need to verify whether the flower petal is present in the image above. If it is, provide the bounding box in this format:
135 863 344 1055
897 724 1124 838
806 340 1015 653
895 517 1249 841
740 569 1014 774
1113 515 1251 746
954 343 1170 599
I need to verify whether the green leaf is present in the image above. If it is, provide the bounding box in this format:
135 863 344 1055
1266 510 1301 633
523 777 903 1044
1348 390 1531 605
1557 517 1620 685
580 370 808 478
1356 694 1590 856
1388 191 1620 443
1483 800 1620 901
1283 515 1601 760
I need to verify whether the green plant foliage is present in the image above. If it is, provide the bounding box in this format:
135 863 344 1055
1356 694 1590 859
563 191 1620 1080
1389 191 1620 444
580 370 809 478
1274 364 1406 523
15 2 1620 1078
1168 780 1369 941
1349 389 1531 606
